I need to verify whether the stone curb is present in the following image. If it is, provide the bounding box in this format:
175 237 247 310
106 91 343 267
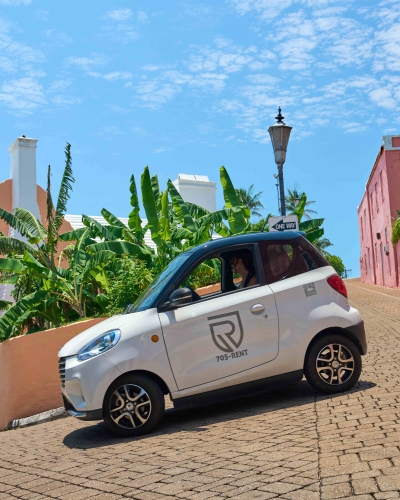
7 407 69 431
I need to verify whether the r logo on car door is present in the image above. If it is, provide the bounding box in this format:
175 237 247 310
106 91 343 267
208 311 244 353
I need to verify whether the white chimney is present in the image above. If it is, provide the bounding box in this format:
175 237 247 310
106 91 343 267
172 174 217 213
9 136 41 227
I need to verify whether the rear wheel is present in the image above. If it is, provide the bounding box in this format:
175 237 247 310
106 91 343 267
103 374 165 437
304 334 362 394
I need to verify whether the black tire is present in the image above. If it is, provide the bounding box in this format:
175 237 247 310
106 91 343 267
103 374 165 437
304 334 362 394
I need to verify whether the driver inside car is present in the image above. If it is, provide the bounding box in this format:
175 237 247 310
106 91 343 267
231 249 258 288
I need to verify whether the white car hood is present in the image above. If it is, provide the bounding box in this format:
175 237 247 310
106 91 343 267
58 313 136 357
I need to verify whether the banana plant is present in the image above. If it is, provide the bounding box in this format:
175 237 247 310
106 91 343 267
290 193 325 243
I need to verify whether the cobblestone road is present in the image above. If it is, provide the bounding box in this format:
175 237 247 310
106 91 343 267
1 278 400 500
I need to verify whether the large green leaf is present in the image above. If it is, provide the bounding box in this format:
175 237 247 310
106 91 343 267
151 175 161 211
159 190 171 242
127 175 143 233
219 167 249 233
0 208 35 240
305 228 324 243
167 180 197 232
59 227 88 241
0 290 47 341
141 166 161 246
0 236 37 256
0 300 12 310
0 258 25 273
72 228 93 276
186 202 210 219
292 193 307 222
101 208 127 229
82 250 116 280
14 208 46 242
299 218 325 232
54 143 75 231
94 294 111 310
87 241 153 263
82 215 117 241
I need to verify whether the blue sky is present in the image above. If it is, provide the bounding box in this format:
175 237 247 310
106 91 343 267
1 0 399 276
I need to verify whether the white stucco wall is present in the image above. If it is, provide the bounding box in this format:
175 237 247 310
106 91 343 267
172 174 217 213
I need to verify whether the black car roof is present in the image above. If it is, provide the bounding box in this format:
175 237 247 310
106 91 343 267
187 231 304 255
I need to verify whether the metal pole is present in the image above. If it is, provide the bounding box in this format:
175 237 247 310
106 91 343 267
275 181 280 213
278 165 286 216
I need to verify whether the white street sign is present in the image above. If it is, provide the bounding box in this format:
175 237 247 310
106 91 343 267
268 215 299 232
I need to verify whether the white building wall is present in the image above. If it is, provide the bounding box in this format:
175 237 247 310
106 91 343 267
9 137 41 229
1 137 41 314
172 174 217 213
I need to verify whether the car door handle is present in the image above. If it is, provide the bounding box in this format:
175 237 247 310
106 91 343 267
250 304 265 314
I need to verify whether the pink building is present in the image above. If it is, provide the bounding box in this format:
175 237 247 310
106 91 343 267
358 135 400 288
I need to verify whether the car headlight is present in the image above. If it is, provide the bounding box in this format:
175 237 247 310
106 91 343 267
77 329 121 361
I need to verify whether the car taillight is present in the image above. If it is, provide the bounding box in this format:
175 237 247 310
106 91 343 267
327 274 347 298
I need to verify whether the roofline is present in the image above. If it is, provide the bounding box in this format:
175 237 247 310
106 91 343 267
357 144 384 211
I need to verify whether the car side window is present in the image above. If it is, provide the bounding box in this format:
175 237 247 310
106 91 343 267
259 238 330 284
181 258 222 299
175 246 260 304
259 241 295 284
287 239 329 279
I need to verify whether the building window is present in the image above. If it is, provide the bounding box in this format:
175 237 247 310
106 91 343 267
360 216 363 240
375 243 378 265
375 183 379 212
364 209 367 235
370 193 374 215
380 171 384 201
385 227 388 243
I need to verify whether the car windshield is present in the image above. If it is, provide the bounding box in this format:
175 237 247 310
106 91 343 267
126 252 194 313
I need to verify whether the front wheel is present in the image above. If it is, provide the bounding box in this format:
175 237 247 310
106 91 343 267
103 374 165 437
304 334 362 394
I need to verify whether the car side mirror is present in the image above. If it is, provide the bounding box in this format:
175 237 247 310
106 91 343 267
159 287 193 312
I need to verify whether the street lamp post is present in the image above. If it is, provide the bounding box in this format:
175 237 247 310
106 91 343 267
268 107 292 217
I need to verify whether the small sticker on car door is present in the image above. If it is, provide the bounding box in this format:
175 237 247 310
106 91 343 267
303 282 317 297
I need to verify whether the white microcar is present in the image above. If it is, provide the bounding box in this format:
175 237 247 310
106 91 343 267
59 232 367 437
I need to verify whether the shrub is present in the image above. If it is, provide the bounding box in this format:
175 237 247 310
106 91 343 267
106 258 155 315
325 254 345 278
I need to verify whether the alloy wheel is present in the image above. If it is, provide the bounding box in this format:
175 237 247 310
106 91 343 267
316 343 354 385
109 384 152 429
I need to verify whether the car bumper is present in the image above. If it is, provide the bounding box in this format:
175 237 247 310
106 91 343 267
62 395 103 421
60 353 122 414
346 320 367 355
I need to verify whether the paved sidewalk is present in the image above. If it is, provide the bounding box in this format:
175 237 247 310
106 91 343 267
1 279 400 499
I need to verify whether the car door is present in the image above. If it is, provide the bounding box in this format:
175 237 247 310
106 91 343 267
158 248 279 390
259 238 338 357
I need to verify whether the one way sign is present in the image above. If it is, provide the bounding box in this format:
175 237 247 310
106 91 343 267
268 215 299 232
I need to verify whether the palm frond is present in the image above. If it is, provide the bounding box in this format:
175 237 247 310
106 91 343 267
0 208 36 240
55 143 75 231
14 208 46 242
0 236 38 256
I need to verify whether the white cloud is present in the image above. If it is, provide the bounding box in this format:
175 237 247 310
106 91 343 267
369 88 397 109
187 38 260 73
105 9 132 21
0 77 45 114
67 54 108 72
103 71 133 81
137 11 148 23
41 29 72 47
228 0 293 20
341 122 368 133
0 0 31 4
135 70 229 109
